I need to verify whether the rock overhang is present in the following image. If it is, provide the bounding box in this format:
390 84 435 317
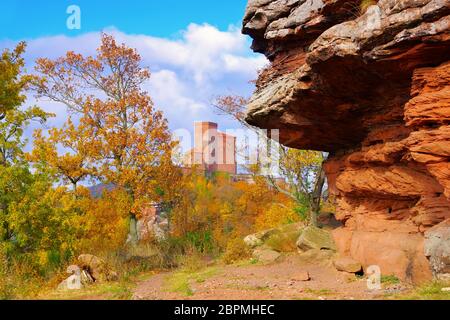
242 0 450 283
243 0 450 152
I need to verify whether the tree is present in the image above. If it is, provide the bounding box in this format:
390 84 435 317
28 118 95 192
0 43 52 166
0 44 52 243
33 34 179 243
0 42 29 119
214 95 327 226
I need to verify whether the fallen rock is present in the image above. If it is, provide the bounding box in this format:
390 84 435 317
78 254 117 283
291 271 311 282
57 265 82 291
296 226 336 252
424 219 450 280
244 229 276 248
245 223 304 251
334 257 363 274
244 234 264 248
253 248 281 264
297 249 336 266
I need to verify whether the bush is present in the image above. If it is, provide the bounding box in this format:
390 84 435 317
222 238 251 265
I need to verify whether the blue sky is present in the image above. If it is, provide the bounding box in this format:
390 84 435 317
0 0 249 40
1 1 267 164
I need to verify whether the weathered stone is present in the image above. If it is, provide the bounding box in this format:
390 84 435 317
297 248 336 266
291 271 311 282
334 257 363 274
244 229 276 248
253 248 281 263
57 265 82 291
424 219 450 280
242 0 450 283
78 254 117 283
296 226 336 252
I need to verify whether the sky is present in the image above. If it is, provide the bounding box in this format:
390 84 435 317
0 0 268 155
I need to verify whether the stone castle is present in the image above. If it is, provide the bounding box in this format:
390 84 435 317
184 121 237 175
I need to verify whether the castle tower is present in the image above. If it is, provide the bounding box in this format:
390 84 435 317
187 121 237 175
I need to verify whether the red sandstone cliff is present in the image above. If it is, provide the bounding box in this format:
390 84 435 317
242 0 450 283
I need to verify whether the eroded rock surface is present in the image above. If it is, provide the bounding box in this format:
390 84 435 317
425 219 450 280
243 0 450 283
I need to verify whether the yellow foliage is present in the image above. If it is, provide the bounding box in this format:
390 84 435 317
255 203 299 232
222 237 251 265
171 171 296 252
77 189 131 254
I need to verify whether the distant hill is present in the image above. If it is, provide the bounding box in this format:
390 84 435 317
88 183 115 198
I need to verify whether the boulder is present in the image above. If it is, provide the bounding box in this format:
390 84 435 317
297 249 336 266
424 219 450 280
333 257 363 274
252 248 281 264
244 229 276 248
296 226 336 252
78 254 117 283
57 265 82 291
291 271 311 282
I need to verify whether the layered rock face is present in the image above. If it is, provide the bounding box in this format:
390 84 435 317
243 0 450 283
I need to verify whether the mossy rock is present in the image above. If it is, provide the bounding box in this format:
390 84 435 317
296 226 336 252
244 223 303 249
244 230 276 248
253 248 281 264
265 228 303 253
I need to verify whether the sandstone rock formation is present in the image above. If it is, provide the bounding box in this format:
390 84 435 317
242 0 450 283
78 254 118 283
296 226 336 252
425 219 450 280
333 257 363 274
253 248 282 263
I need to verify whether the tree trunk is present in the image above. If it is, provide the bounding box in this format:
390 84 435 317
129 214 139 245
310 165 326 227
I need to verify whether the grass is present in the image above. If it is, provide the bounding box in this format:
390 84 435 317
233 257 260 267
164 266 220 297
38 270 159 300
304 288 334 296
393 281 450 300
381 275 400 286
225 283 270 291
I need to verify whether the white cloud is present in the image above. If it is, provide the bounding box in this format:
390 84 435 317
147 70 206 119
1 23 268 144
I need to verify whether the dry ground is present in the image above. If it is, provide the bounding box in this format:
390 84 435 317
132 254 398 300
42 254 450 300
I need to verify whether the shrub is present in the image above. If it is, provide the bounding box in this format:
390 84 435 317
222 238 251 265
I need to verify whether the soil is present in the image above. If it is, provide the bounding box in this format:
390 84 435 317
131 254 396 300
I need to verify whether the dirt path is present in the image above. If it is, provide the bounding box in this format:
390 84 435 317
132 255 392 300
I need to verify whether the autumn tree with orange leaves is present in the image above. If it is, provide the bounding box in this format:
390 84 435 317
32 34 180 243
28 118 94 192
